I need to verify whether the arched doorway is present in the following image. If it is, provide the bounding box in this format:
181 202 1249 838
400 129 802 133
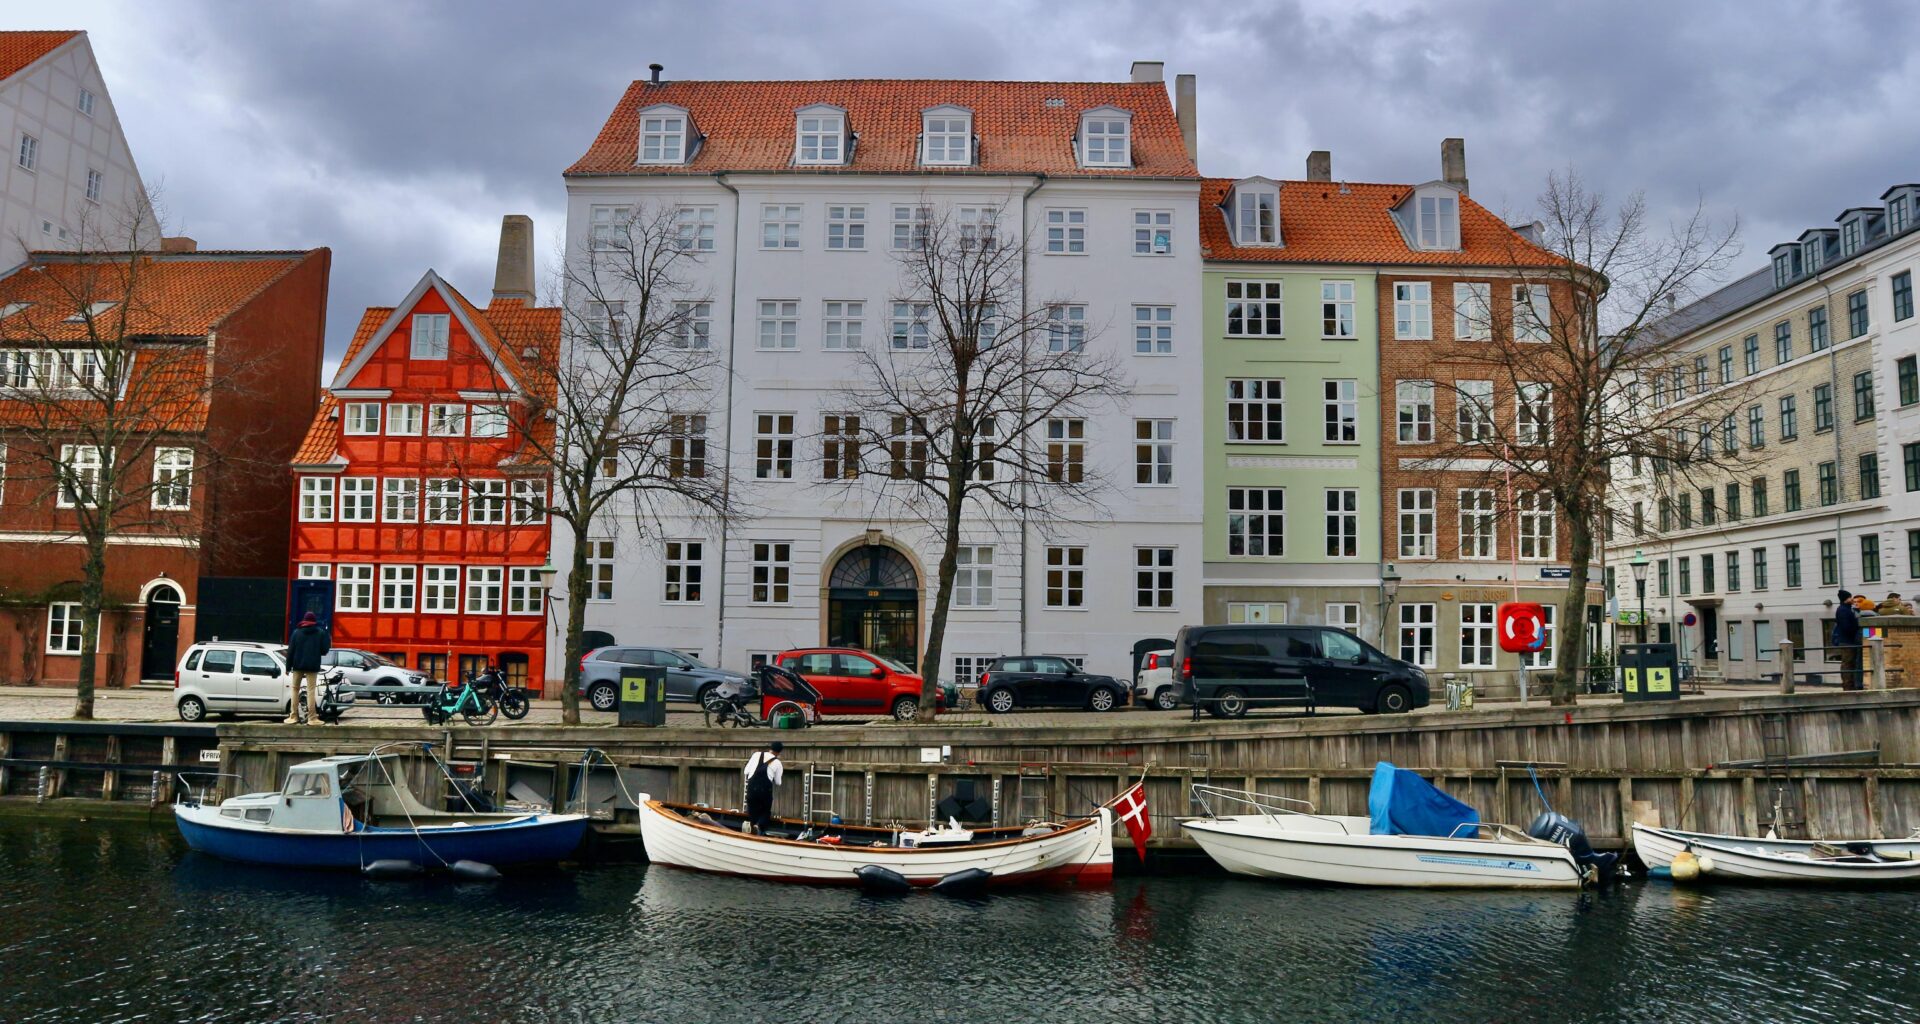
140 581 184 680
826 544 920 670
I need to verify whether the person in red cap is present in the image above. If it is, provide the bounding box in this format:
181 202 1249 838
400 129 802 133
284 612 331 725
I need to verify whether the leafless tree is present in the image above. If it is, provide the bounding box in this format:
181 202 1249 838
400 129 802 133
827 201 1129 722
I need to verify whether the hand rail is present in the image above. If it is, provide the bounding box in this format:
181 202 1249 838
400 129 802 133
1189 783 1352 835
173 770 245 807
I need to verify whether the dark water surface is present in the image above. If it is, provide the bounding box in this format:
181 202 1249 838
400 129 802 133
4 816 1918 1023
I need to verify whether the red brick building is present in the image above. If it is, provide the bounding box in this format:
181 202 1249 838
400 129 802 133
0 246 331 685
289 257 559 694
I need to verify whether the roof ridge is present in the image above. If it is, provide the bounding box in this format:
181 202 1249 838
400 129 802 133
208 248 327 332
621 77 1172 87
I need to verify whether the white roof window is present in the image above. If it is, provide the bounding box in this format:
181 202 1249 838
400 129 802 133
1402 184 1461 251
636 105 692 165
921 106 972 166
1228 177 1281 247
795 105 848 166
1077 107 1132 169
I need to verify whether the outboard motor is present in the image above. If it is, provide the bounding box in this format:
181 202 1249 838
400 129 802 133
1528 810 1619 879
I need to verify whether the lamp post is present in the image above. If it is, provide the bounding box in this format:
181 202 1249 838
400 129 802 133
1380 564 1402 652
535 561 558 697
1628 548 1649 645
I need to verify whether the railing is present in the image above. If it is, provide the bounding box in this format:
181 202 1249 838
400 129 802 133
1188 783 1355 834
1771 639 1900 693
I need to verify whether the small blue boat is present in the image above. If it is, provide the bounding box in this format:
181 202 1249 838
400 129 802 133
174 753 588 871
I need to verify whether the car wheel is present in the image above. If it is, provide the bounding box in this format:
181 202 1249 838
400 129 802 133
1088 687 1117 712
587 682 618 712
1214 687 1249 719
376 692 398 706
696 683 719 710
1374 684 1413 715
1152 687 1179 711
890 696 920 722
986 688 1016 714
177 695 207 722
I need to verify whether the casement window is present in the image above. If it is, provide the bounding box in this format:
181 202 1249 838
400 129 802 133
1862 535 1886 584
344 402 381 435
754 413 795 479
1854 370 1876 421
1415 194 1459 249
660 413 704 480
1673 366 1689 401
1455 379 1494 444
1393 282 1432 340
1747 405 1765 447
428 403 467 437
1325 603 1361 634
825 205 866 250
422 565 461 613
1848 289 1870 339
1044 209 1086 254
1512 285 1550 342
338 477 377 521
1752 548 1770 590
1079 111 1131 167
953 654 998 684
1235 185 1279 245
1227 603 1286 624
511 479 546 524
1320 280 1356 338
1046 418 1086 483
1322 379 1358 443
751 542 791 604
1459 603 1496 668
673 205 716 251
297 563 331 580
1900 356 1920 408
1726 481 1742 521
922 111 971 165
586 301 628 348
1806 239 1827 275
381 478 418 522
890 301 932 350
670 301 711 349
814 299 867 351
1521 604 1557 669
1325 489 1359 558
299 477 335 522
1774 321 1793 364
1397 489 1436 558
968 416 1000 482
1396 380 1435 443
956 207 998 250
1046 304 1087 353
954 546 995 607
1784 469 1802 512
891 205 931 250
78 88 96 116
1842 219 1863 256
1718 345 1734 384
1817 461 1839 506
1659 496 1673 532
1518 491 1556 561
638 111 687 163
17 133 37 170
1912 531 1920 580
1753 477 1769 517
468 479 507 524
1517 382 1553 444
1458 489 1497 560
586 539 615 601
1227 487 1285 557
423 479 462 523
1894 272 1915 323
1226 379 1284 442
1814 383 1834 431
86 168 103 203
821 414 860 479
410 313 450 359
760 205 801 249
1134 420 1174 485
1134 547 1174 609
1743 334 1759 375
335 564 374 612
1133 304 1174 354
1657 559 1670 597
1133 210 1173 255
1045 546 1085 608
1809 306 1829 351
1727 551 1742 592
1779 395 1799 439
795 110 844 164
1781 543 1802 589
888 415 928 479
150 447 193 510
757 300 800 349
468 403 508 439
46 603 83 654
508 567 545 614
1453 282 1492 340
664 540 703 602
1820 539 1839 586
465 567 503 614
1907 442 1920 491
379 565 417 613
590 205 632 250
1398 604 1437 668
383 403 420 436
1225 280 1283 336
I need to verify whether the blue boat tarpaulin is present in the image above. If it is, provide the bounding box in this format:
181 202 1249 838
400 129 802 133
1367 762 1480 838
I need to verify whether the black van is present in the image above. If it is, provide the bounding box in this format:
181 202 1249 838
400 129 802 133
1171 624 1429 717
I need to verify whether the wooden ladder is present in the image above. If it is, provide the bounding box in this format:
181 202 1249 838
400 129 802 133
1759 712 1808 838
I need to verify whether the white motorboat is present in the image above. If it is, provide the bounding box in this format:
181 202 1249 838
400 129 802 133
1181 784 1585 889
1632 823 1920 885
635 794 1114 889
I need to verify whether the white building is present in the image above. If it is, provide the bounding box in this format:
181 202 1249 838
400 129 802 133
0 31 149 266
550 62 1204 683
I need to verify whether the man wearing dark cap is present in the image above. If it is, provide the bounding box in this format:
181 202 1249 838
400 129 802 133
285 612 331 725
742 740 784 834
1832 590 1863 691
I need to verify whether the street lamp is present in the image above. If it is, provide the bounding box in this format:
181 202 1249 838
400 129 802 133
1628 548 1650 645
1380 564 1402 649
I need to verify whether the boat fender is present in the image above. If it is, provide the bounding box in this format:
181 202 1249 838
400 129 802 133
1695 854 1717 875
362 859 425 880
930 868 992 896
854 865 913 895
450 860 502 882
1670 850 1701 882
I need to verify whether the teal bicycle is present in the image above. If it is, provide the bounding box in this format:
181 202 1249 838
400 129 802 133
421 677 498 727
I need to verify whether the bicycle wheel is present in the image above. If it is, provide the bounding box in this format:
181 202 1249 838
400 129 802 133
500 692 530 720
766 700 808 729
462 696 498 727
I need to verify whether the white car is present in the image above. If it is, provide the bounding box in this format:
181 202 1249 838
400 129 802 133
174 641 292 721
320 648 433 704
1135 648 1177 710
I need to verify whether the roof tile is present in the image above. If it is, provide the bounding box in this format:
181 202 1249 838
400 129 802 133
1198 178 1563 268
0 30 78 82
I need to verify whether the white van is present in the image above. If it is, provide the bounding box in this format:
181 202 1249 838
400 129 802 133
175 641 291 721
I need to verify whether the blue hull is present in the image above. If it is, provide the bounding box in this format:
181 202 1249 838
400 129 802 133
175 811 588 870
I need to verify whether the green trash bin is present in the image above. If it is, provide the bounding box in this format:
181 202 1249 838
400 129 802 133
618 666 667 726
1619 643 1680 703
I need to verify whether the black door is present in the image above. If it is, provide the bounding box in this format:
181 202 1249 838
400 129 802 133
140 591 182 679
1701 607 1720 660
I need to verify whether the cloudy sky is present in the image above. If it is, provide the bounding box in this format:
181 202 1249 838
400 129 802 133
15 0 1919 366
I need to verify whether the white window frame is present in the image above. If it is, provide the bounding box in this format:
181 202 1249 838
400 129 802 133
1459 603 1496 668
1454 282 1491 340
890 301 931 350
422 565 461 613
1398 488 1436 559
590 204 632 250
1523 604 1557 669
410 313 450 360
1078 109 1132 168
673 205 716 251
954 545 995 608
1046 418 1086 484
824 205 866 251
1133 304 1174 355
1415 193 1459 250
1394 281 1432 340
664 540 704 603
297 563 331 580
1396 380 1435 443
1045 546 1085 609
586 539 615 601
1134 419 1174 486
921 109 972 166
428 403 467 437
465 566 503 615
1399 603 1438 668
637 108 688 164
151 447 193 510
423 478 461 524
467 479 507 525
891 205 931 251
1047 304 1086 353
78 88 96 117
794 109 845 165
343 402 381 436
336 564 374 612
1518 382 1553 445
1225 279 1284 337
1458 488 1497 561
1321 280 1356 339
511 478 546 524
1133 546 1175 610
470 403 508 438
1326 603 1361 633
1226 378 1284 443
1227 602 1288 624
1518 491 1556 562
384 403 421 436
299 476 336 522
508 567 545 615
1133 209 1174 256
1323 379 1358 443
751 541 792 604
1455 380 1494 444
379 565 417 613
381 477 418 523
822 300 865 350
754 413 795 480
1513 284 1551 343
1234 184 1279 246
1044 208 1086 254
760 205 801 250
757 299 800 349
338 477 377 522
46 602 83 654
1227 487 1285 557
671 300 712 349
17 132 37 171
85 167 103 203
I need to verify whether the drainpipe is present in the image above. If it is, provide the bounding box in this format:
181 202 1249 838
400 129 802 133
1807 268 1848 593
1017 173 1046 656
713 172 744 663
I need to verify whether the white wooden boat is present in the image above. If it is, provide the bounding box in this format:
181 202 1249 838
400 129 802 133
1181 786 1583 889
635 794 1114 888
1633 823 1920 885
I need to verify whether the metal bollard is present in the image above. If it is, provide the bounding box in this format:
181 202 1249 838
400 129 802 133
36 765 49 803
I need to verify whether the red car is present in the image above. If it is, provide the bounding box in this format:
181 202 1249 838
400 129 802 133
772 648 942 722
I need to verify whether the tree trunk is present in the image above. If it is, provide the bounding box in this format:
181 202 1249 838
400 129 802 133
558 523 593 726
916 489 966 724
72 537 107 720
1551 516 1596 706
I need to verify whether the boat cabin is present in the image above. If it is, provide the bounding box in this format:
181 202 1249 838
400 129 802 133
214 753 501 833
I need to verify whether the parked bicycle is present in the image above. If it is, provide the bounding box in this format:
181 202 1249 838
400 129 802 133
470 665 531 721
296 668 356 724
421 675 498 727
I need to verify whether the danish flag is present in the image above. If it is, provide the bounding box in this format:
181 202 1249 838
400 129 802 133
1112 782 1151 862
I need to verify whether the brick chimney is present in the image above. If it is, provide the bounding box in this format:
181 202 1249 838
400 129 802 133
1130 60 1164 83
160 236 197 253
1441 138 1468 195
492 215 534 302
1306 150 1331 182
1175 74 1197 162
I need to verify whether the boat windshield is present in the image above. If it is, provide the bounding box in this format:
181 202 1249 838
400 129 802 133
284 771 332 797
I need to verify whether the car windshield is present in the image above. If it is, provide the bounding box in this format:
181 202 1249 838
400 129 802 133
362 652 397 667
870 653 912 674
676 652 709 668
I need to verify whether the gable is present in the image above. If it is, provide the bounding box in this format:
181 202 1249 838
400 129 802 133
328 271 521 394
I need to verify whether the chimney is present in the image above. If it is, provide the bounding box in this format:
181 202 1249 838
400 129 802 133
1175 74 1197 163
648 62 664 86
159 236 197 253
1130 60 1164 84
1306 150 1331 182
492 215 535 303
1441 138 1468 194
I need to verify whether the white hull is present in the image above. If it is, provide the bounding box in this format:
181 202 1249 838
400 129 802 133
635 795 1114 887
1632 824 1920 885
1183 814 1582 889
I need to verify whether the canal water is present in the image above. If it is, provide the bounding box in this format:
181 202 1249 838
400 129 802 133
4 817 1918 1023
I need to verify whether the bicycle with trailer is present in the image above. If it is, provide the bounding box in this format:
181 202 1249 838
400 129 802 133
704 663 820 728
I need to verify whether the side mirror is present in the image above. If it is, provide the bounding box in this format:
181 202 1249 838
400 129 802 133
871 668 887 679
1352 654 1368 665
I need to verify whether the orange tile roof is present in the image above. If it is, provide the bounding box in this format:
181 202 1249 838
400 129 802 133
567 79 1197 178
1198 178 1564 268
291 394 341 466
0 250 322 342
0 30 79 81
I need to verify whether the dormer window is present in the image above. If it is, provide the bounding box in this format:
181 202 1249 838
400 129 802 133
795 106 847 165
1771 246 1801 289
64 301 116 323
1416 192 1460 250
922 108 972 166
1078 108 1132 168
1891 195 1913 236
1229 179 1279 246
637 107 688 164
1840 218 1862 256
1804 239 1825 274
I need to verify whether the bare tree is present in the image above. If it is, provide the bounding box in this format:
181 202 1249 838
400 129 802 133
828 202 1129 722
1425 170 1746 703
495 205 731 724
